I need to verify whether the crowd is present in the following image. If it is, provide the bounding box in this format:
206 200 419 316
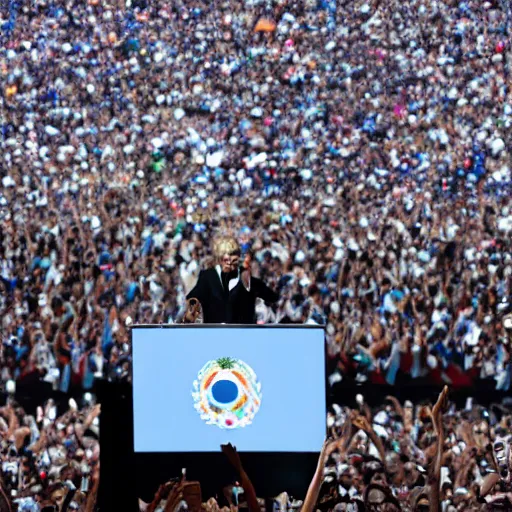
1 0 512 395
1 0 512 507
0 396 100 511
0 390 511 511
315 389 512 511
139 389 512 512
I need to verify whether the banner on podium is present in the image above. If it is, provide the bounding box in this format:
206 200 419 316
132 325 326 452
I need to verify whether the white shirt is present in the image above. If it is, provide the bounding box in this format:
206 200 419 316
215 265 251 292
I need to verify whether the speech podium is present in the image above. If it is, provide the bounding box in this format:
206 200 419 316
98 324 326 511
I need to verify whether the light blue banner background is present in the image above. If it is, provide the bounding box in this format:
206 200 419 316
132 326 326 452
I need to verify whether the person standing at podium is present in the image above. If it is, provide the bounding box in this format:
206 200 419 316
186 236 279 324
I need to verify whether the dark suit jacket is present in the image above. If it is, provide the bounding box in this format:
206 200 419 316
186 268 279 324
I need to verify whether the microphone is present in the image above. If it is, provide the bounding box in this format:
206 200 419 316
239 253 251 272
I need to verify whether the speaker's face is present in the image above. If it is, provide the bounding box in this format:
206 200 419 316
219 254 239 273
220 255 234 273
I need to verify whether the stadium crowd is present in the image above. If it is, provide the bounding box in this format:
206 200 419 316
1 0 512 395
1 390 511 511
0 397 100 511
1 0 512 508
140 389 512 512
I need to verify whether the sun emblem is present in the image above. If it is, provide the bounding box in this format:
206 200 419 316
192 358 262 429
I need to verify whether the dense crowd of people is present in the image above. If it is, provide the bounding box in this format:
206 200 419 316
0 396 100 511
1 391 511 511
1 0 512 396
140 390 512 512
1 0 512 508
316 390 512 511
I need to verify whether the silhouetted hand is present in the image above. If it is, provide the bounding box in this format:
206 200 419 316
222 443 243 473
164 482 185 512
385 395 404 418
319 439 338 461
432 386 449 432
351 415 372 434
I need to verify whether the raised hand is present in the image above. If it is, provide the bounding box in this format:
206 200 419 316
385 395 405 418
370 318 384 341
164 482 185 512
352 414 372 434
221 444 259 512
303 439 340 512
147 481 176 512
320 439 338 462
432 386 449 432
221 443 243 472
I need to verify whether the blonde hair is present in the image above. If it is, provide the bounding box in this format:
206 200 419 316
213 236 240 258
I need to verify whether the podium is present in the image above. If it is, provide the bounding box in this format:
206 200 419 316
99 324 326 511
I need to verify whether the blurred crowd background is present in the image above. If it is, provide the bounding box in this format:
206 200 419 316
1 0 512 509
